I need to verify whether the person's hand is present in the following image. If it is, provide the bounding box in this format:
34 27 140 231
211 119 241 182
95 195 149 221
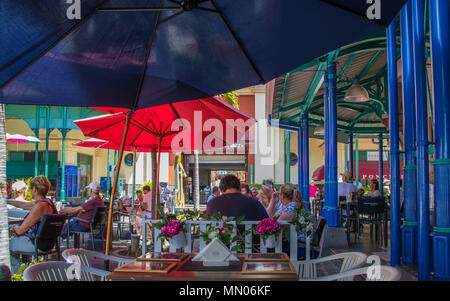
271 191 279 205
9 225 18 237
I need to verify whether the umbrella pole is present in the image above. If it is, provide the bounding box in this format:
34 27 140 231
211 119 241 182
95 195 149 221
105 110 133 260
154 138 162 219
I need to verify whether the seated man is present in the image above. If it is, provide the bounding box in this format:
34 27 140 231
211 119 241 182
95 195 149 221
9 176 58 273
207 175 268 221
60 182 104 238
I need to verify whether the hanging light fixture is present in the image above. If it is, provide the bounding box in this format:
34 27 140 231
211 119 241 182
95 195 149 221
344 82 370 102
313 124 325 136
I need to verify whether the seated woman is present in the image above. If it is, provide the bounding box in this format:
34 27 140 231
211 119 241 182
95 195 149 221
9 176 58 274
266 184 312 260
7 181 33 219
368 179 382 197
60 182 104 238
267 183 306 221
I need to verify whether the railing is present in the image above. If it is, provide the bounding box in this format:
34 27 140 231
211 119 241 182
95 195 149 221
141 217 307 263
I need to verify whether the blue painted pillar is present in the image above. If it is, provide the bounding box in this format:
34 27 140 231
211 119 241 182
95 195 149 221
429 0 450 280
322 71 329 219
301 113 310 211
412 0 431 281
349 133 354 178
378 133 384 196
400 1 418 266
387 19 401 267
297 125 303 196
324 62 339 227
344 143 348 172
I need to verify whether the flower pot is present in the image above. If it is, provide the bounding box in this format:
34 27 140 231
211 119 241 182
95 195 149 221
170 231 187 249
264 234 278 249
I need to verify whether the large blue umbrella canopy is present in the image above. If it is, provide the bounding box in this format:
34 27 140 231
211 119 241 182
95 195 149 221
1 0 406 109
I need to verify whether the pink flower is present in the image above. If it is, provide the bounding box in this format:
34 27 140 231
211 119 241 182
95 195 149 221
219 228 228 234
256 218 280 235
161 220 182 237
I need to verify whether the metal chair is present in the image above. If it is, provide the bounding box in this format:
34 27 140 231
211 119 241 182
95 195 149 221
302 265 402 281
356 196 386 246
68 207 107 251
295 251 368 280
23 261 110 281
11 214 67 262
62 248 134 272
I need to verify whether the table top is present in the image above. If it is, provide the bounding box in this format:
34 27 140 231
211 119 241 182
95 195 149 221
107 254 299 281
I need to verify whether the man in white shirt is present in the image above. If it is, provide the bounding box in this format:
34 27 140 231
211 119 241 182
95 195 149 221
338 171 356 197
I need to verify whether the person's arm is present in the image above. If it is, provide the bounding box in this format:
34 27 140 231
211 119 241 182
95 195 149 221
7 199 35 210
59 206 85 215
277 212 294 221
118 199 126 211
13 203 46 235
266 191 279 218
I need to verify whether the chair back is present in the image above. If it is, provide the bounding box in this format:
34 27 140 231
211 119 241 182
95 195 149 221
35 214 67 252
303 265 401 281
296 251 367 280
62 249 133 271
314 217 327 245
23 261 108 281
357 196 385 214
92 207 107 229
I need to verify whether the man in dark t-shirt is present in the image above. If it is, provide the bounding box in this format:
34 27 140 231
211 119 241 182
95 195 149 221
207 175 268 221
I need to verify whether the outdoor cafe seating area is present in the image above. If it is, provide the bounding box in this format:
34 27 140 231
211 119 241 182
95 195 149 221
7 195 404 282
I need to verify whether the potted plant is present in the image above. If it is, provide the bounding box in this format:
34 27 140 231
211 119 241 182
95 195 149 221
289 207 315 240
152 207 187 249
255 218 281 248
199 212 245 252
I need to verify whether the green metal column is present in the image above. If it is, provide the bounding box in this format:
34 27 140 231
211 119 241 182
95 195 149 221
107 149 111 198
34 105 40 177
355 137 359 187
250 164 254 184
284 131 291 183
60 107 68 202
44 106 50 178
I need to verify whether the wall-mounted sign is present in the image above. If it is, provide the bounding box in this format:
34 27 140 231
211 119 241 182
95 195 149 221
290 153 298 166
124 153 134 166
366 151 388 161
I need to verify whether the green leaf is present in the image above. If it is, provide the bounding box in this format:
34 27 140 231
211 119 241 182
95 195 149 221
231 245 240 252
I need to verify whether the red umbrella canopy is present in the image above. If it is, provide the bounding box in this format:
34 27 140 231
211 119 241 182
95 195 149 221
72 138 192 153
75 97 255 152
312 165 325 181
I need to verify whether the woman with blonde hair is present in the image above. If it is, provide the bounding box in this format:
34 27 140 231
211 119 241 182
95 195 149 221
267 183 306 221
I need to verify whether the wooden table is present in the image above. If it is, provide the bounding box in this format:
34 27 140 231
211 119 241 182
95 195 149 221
107 254 298 281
